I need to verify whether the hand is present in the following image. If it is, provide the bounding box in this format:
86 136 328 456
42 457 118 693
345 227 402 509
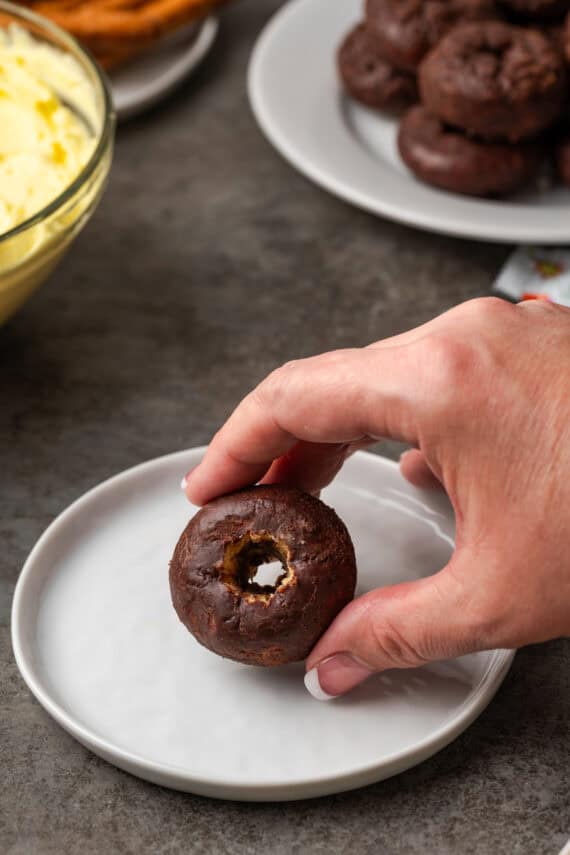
183 298 570 699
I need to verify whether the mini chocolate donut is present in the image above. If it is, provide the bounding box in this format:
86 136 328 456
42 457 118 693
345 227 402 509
338 22 418 114
365 0 500 71
169 485 357 666
398 105 542 196
419 21 567 141
565 11 570 63
498 0 570 19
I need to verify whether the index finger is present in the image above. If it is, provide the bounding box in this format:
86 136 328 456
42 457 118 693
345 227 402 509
185 346 420 505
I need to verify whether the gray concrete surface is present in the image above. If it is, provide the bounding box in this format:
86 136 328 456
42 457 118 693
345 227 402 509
1 1 569 852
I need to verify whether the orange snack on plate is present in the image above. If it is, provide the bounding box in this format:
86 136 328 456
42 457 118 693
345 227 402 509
16 0 230 68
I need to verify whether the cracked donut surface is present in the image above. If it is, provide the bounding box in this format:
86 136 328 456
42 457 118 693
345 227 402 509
365 0 500 71
169 485 357 666
419 20 567 141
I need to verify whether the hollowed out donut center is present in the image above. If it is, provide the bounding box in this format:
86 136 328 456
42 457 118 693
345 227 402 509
222 533 294 600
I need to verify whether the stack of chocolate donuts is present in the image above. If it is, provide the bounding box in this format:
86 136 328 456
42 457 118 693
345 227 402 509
338 0 570 197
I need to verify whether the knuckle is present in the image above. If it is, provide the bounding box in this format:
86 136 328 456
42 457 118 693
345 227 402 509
256 360 301 404
322 348 357 365
456 296 512 323
410 299 513 410
251 349 359 418
276 359 302 380
370 616 429 669
517 296 554 310
309 348 360 378
416 333 477 396
318 349 362 383
280 358 302 373
250 378 277 414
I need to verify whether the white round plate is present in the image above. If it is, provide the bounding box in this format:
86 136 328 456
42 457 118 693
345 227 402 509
12 449 513 801
111 17 218 121
248 0 570 244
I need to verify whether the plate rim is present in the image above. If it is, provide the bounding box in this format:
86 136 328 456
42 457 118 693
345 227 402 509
11 448 515 801
247 0 570 245
111 16 219 121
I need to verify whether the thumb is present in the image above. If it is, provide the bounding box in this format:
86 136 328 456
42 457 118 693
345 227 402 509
304 558 476 701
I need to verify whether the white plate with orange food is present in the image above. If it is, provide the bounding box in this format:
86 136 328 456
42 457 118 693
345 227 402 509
110 17 218 121
11 448 513 800
18 0 219 121
248 0 570 244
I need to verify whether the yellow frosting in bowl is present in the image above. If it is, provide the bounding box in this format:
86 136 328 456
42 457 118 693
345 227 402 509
0 25 96 235
0 16 113 324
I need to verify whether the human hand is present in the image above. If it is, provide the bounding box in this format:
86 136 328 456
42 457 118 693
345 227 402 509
183 298 570 699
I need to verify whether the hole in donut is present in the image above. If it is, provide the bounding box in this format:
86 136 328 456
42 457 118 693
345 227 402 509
253 560 286 589
221 533 295 600
235 542 288 594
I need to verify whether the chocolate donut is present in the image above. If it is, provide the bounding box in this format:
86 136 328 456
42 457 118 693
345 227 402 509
398 105 542 196
338 22 418 114
169 485 357 666
365 0 500 71
419 21 567 142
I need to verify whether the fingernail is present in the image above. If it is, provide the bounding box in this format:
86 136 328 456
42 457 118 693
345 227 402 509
304 668 334 701
304 653 373 701
180 469 193 491
399 450 411 462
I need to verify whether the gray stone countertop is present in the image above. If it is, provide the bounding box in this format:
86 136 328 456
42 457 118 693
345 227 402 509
1 1 569 852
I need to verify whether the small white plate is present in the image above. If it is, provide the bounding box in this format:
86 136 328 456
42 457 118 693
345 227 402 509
248 0 570 244
111 17 218 121
11 449 513 801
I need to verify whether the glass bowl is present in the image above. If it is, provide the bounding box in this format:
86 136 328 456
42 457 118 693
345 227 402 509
0 1 115 324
